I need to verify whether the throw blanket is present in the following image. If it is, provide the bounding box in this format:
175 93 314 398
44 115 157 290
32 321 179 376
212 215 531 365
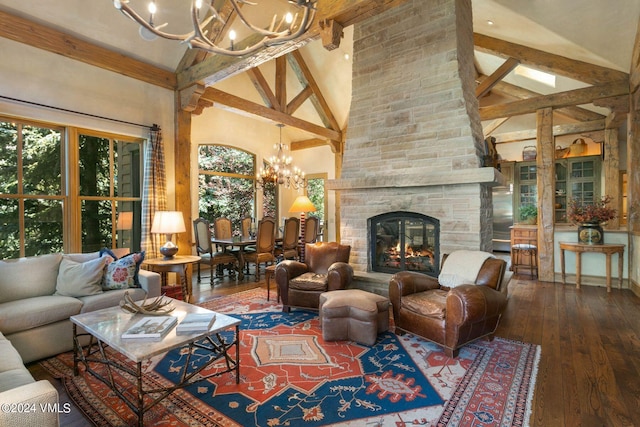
438 250 494 287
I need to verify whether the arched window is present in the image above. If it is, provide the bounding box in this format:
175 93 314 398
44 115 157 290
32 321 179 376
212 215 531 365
198 145 258 233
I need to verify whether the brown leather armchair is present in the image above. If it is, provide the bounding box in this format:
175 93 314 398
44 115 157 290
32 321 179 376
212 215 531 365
389 254 508 357
276 242 354 312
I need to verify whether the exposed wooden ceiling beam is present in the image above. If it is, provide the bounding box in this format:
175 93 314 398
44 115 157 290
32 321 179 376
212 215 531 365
201 87 342 141
287 86 314 115
292 137 341 153
493 119 605 143
288 50 341 131
630 15 640 91
0 9 176 90
247 67 280 110
479 81 629 120
593 95 630 112
476 57 519 98
481 77 605 122
605 111 628 129
483 118 510 136
177 0 408 88
176 1 237 73
291 138 328 150
275 56 287 113
475 33 629 86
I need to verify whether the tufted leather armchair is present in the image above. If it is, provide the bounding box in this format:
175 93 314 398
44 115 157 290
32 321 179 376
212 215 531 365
276 242 354 312
389 254 509 357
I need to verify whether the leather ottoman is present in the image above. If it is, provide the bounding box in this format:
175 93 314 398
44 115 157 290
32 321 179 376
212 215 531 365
319 289 390 346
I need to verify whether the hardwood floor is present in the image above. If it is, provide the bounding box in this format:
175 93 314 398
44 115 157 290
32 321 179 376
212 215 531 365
28 271 640 426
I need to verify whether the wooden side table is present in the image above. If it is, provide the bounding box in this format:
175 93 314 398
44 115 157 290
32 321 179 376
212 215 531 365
143 255 201 303
559 242 625 292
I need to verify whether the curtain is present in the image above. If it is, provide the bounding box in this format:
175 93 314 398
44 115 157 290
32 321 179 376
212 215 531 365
140 124 167 258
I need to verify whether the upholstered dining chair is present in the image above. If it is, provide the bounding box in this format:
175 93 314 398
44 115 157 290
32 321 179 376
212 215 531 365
276 241 354 312
388 250 510 357
213 217 233 240
193 218 239 285
275 217 300 261
241 216 253 237
304 216 319 244
244 217 276 281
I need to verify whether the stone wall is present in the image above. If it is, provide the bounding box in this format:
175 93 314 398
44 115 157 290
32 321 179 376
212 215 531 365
329 0 498 273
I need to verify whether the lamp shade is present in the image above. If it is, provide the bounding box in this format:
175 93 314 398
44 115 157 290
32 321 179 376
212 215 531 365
116 212 133 230
288 195 316 213
151 211 186 234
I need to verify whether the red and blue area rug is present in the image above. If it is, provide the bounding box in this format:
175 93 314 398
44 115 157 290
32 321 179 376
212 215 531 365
41 288 539 426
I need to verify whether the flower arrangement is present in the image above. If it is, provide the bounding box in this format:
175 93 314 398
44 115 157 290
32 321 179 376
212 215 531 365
568 195 617 224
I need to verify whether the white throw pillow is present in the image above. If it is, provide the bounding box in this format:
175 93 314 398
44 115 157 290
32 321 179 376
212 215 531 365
55 257 108 297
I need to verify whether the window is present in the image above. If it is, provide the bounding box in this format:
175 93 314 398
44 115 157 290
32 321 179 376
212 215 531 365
77 131 143 252
0 118 64 258
0 115 145 258
306 174 327 240
198 145 257 233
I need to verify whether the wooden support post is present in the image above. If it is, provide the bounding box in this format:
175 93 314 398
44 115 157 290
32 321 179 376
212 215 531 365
174 94 192 259
603 127 620 230
536 107 554 282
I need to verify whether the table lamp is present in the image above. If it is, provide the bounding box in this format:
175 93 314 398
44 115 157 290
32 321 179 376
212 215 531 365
151 211 186 259
289 195 317 261
116 211 133 249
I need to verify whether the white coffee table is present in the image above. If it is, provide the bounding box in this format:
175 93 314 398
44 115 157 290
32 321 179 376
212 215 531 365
70 297 240 427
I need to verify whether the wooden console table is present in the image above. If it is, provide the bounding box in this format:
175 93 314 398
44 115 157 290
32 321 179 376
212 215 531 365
559 242 624 292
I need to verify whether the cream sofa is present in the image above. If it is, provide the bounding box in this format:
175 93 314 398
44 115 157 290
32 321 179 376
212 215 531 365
0 331 59 427
0 250 161 363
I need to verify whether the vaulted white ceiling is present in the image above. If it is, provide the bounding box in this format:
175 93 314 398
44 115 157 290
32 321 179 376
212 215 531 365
1 0 638 140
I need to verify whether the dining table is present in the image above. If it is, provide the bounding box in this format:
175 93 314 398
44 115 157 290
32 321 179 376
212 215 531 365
211 235 282 280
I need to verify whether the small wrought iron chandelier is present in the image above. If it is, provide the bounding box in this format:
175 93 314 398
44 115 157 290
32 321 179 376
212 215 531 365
113 0 317 57
256 124 307 191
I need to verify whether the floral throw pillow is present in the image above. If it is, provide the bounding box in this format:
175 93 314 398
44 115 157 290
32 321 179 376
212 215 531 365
102 251 146 290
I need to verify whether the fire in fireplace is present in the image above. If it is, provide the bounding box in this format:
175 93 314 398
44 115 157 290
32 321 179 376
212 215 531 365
369 212 440 276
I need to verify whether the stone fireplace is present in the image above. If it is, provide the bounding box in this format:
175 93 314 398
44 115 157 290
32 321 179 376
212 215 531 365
370 212 440 276
328 0 502 280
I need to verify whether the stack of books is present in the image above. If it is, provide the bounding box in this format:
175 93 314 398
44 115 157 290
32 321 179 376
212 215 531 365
176 312 216 334
121 316 177 341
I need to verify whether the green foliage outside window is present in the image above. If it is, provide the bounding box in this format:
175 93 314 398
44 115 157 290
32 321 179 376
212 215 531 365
198 145 262 234
306 178 325 220
0 120 63 258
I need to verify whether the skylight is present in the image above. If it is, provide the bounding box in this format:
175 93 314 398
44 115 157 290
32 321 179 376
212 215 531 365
514 65 556 87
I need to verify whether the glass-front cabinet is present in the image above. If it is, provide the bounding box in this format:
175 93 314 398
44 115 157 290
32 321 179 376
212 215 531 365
555 161 568 222
515 156 601 224
517 163 537 206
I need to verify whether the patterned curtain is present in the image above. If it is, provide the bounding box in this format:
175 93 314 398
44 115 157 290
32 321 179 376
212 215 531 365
140 124 167 257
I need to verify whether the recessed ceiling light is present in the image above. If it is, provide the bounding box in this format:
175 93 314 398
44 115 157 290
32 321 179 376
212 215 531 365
487 20 494 26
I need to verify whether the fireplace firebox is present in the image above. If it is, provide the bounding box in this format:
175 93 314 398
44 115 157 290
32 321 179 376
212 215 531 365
369 212 439 276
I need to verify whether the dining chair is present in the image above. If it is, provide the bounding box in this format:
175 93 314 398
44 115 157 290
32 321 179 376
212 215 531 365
244 217 276 281
275 217 300 261
304 216 319 244
298 215 319 260
193 218 239 285
213 217 233 240
241 216 253 237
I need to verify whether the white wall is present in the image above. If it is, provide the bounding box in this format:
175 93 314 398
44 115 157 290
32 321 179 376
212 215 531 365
190 107 337 241
0 37 176 201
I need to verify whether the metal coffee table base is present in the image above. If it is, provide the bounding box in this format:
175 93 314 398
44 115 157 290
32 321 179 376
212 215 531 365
72 325 240 427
